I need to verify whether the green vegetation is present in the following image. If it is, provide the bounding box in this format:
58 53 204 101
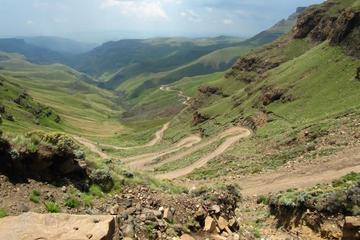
64 197 81 209
89 184 104 198
0 208 7 218
30 190 41 204
269 172 360 215
80 193 94 208
166 0 360 181
44 201 61 213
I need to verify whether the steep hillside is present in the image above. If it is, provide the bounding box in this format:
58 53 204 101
115 9 303 121
0 52 124 138
162 0 360 179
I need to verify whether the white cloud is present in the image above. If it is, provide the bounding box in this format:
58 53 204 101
205 7 213 13
101 0 169 20
223 19 233 25
180 9 201 22
26 20 35 25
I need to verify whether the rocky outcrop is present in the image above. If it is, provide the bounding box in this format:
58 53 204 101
0 212 116 240
198 86 222 96
0 133 88 183
329 10 360 45
192 111 209 125
258 87 293 106
293 4 360 53
231 57 280 75
293 8 325 39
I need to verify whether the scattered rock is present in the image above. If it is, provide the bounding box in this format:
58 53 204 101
122 223 135 238
163 208 174 223
204 216 217 233
217 216 229 231
180 233 195 240
211 205 221 214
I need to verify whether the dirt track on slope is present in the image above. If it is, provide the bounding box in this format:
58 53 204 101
156 128 251 179
74 86 360 197
100 122 170 150
184 146 360 196
73 136 110 159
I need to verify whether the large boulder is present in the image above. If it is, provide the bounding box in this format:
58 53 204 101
0 212 116 240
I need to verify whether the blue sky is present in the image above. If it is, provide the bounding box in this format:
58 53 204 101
0 0 324 42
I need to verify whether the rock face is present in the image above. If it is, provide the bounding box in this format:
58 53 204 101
0 212 116 240
293 4 360 56
329 10 360 45
198 86 222 96
0 133 88 183
192 111 209 125
293 8 325 39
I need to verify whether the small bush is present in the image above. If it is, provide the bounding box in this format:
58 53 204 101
0 208 7 218
90 169 114 192
89 184 104 198
81 193 93 208
44 201 61 213
257 195 270 205
64 197 80 208
30 190 41 203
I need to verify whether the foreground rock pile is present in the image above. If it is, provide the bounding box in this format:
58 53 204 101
97 185 243 240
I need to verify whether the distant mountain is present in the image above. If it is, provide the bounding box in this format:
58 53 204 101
0 38 68 64
74 37 244 81
242 7 305 45
120 8 303 99
23 36 97 55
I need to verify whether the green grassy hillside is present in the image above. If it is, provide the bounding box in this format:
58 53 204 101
0 52 124 139
165 0 360 178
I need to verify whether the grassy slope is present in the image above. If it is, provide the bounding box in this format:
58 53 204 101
114 10 301 121
0 52 124 140
188 40 360 178
170 0 360 178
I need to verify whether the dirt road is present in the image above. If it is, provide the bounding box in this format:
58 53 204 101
185 146 360 196
73 136 110 159
156 128 251 179
74 85 360 197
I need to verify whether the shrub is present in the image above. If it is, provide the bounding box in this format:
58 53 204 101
64 197 80 208
257 195 270 205
81 193 93 208
89 184 104 198
90 169 114 192
44 201 61 213
0 208 7 218
30 190 41 203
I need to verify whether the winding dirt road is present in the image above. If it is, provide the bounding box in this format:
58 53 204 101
186 146 360 196
74 85 360 196
156 128 251 179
